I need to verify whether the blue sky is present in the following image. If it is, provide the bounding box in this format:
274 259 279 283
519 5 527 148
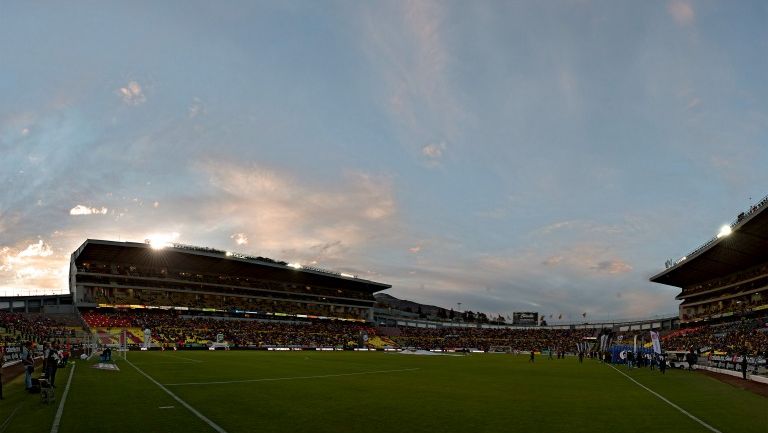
1 1 767 321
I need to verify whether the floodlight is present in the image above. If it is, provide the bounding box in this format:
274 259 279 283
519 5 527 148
146 233 178 250
149 240 169 250
716 225 732 238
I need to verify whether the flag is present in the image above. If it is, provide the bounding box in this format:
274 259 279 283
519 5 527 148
600 334 607 351
633 335 638 353
582 312 587 318
558 314 562 320
650 331 661 354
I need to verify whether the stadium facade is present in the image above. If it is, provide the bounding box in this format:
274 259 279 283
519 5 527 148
651 196 768 324
69 239 390 322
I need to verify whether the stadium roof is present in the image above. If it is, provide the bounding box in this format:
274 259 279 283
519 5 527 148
650 198 768 288
71 239 391 293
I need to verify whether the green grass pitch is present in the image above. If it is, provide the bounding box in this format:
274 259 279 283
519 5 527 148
1 351 765 433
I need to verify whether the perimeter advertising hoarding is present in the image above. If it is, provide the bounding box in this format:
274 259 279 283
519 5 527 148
512 312 538 326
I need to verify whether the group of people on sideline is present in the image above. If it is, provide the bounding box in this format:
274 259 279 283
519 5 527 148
7 340 68 395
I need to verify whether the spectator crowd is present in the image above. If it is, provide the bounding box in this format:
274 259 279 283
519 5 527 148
82 309 373 349
388 326 595 352
663 317 768 357
0 311 76 346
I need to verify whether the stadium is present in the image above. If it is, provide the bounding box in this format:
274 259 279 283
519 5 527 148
0 197 765 433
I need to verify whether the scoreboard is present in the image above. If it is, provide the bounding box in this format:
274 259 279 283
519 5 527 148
512 312 538 326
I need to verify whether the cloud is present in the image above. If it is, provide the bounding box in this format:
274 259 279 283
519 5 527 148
668 0 694 26
421 142 447 165
188 97 205 118
685 97 701 110
18 240 53 258
474 208 508 220
540 244 633 276
536 220 624 236
591 260 633 274
117 81 146 105
359 1 465 151
384 243 662 321
197 161 399 263
0 240 65 292
539 220 578 234
618 291 673 319
231 232 248 245
69 205 108 216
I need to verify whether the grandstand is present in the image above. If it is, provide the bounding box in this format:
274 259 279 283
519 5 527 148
0 235 765 433
650 196 768 325
70 239 391 324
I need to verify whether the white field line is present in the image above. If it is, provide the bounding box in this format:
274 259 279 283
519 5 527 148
50 363 77 433
164 367 421 387
607 364 722 433
125 358 228 433
156 353 203 363
0 404 22 433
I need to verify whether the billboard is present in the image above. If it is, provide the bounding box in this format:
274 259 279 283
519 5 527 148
512 312 538 326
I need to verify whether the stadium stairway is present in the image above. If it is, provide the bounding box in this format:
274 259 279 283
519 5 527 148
367 335 398 349
92 327 145 345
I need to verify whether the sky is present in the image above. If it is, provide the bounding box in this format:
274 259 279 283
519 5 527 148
1 1 767 322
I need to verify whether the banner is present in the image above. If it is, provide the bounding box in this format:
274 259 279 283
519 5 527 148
650 331 661 354
633 335 637 353
143 328 152 349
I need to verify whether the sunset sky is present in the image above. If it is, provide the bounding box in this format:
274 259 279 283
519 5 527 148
1 1 767 321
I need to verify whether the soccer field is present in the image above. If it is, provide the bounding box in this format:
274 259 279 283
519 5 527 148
2 351 766 433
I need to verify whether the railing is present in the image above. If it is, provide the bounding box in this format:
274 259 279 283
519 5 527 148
376 312 678 329
665 193 768 269
167 242 354 280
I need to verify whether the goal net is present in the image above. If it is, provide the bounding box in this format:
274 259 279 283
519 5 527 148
488 346 512 353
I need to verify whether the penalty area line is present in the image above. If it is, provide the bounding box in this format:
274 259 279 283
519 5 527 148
164 367 421 387
125 358 228 433
607 364 722 433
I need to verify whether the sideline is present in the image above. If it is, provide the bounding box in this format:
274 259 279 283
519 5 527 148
50 363 77 433
164 367 421 387
124 358 228 433
607 364 722 433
